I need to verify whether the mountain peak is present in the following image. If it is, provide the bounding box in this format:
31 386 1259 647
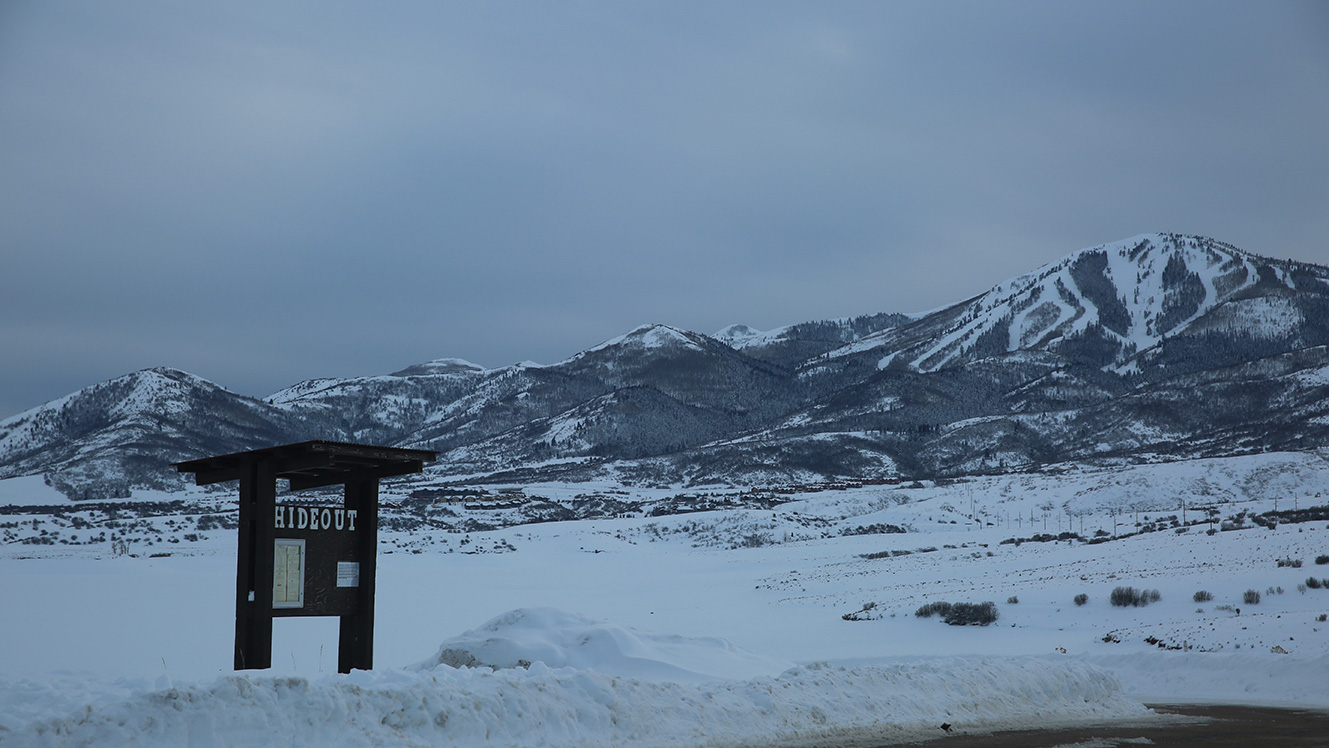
575 324 707 360
713 324 764 346
813 233 1329 378
391 358 488 377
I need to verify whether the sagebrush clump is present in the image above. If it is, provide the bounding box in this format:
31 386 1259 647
1110 586 1160 607
1243 589 1261 605
942 602 999 626
915 601 953 618
915 601 999 626
1193 590 1213 603
842 601 878 621
1073 593 1089 606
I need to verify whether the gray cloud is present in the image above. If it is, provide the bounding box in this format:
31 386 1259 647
2 0 1327 416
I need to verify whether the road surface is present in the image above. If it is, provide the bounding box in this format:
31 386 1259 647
869 704 1329 747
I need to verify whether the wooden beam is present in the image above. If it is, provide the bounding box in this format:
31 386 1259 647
305 441 436 464
185 465 241 486
286 461 426 491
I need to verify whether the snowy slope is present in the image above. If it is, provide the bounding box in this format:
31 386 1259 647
0 368 302 498
818 233 1328 375
266 360 491 445
3 451 1329 746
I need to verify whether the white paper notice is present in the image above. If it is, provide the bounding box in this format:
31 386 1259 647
273 539 306 608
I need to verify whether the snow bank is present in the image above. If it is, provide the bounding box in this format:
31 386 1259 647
2 656 1147 748
1086 652 1329 708
413 608 793 683
2 609 1149 747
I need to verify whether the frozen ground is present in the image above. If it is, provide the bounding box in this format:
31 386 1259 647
2 453 1328 746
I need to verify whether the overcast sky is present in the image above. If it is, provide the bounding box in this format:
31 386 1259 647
2 1 1327 417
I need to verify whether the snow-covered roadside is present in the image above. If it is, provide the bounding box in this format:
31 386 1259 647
4 454 1328 746
1082 651 1329 708
1 654 1147 748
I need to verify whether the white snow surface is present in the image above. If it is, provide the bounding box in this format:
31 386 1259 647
413 608 794 683
0 655 1143 748
0 475 64 507
4 451 1329 746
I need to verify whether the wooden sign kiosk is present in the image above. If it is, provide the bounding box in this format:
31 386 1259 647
174 441 436 673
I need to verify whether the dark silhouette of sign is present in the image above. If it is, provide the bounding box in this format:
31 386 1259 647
175 441 436 673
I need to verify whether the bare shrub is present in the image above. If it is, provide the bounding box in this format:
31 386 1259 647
1193 590 1213 603
1111 586 1160 607
942 602 999 626
915 601 999 626
1111 586 1140 607
1073 593 1089 606
842 602 878 621
1243 589 1261 605
915 601 953 618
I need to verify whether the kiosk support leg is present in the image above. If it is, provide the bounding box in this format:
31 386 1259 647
338 478 377 673
235 458 276 670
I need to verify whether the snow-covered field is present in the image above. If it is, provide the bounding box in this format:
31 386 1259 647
3 453 1329 746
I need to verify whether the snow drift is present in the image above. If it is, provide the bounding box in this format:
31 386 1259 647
1085 651 1329 708
3 609 1149 748
412 607 794 683
5 659 1147 748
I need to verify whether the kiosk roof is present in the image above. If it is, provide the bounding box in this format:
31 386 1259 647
174 440 438 490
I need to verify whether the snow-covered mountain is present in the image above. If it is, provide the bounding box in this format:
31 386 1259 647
814 233 1329 379
717 312 912 368
4 233 1328 498
0 368 306 498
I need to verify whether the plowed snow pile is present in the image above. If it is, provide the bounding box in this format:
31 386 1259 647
412 608 794 682
3 609 1147 748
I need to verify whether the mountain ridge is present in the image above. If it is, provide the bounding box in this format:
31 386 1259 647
4 233 1328 498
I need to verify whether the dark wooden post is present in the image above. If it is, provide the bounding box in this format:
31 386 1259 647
235 456 276 670
338 477 378 673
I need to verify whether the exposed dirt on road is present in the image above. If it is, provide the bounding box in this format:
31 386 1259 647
871 704 1329 747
